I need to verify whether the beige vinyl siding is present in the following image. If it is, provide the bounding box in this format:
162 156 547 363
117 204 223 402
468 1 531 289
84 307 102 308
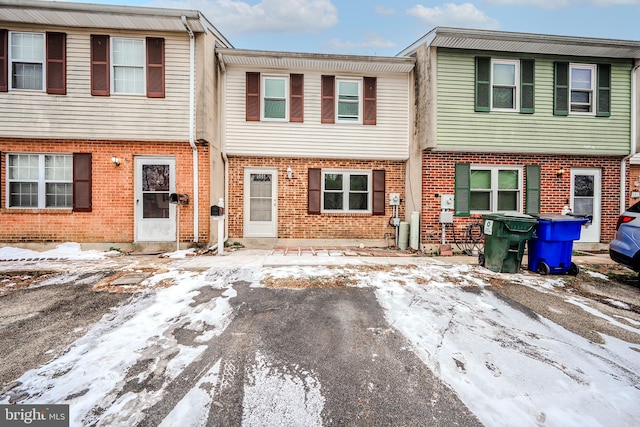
0 26 190 141
224 67 411 160
436 49 632 155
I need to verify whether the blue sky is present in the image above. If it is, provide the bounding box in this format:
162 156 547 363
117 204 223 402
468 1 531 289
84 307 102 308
59 0 639 56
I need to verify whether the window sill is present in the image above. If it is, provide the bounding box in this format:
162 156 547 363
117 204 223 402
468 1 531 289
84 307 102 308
320 212 373 216
2 208 73 214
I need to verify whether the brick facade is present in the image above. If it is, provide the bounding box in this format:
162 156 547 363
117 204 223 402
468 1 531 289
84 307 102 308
0 138 210 244
228 156 405 239
422 151 622 245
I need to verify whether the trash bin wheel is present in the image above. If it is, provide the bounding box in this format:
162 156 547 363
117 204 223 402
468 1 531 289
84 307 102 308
568 262 579 276
478 253 485 267
536 261 550 275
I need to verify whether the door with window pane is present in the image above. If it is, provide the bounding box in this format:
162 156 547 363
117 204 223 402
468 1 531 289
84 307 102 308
571 168 601 243
244 168 278 237
135 157 176 242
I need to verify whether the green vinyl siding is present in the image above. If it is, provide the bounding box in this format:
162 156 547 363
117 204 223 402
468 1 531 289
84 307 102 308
436 49 632 155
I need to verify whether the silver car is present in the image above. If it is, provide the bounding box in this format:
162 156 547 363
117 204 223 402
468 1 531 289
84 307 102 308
609 201 640 271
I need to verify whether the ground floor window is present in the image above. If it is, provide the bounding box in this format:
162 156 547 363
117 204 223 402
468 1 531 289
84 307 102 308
7 153 73 208
470 166 522 212
322 170 371 213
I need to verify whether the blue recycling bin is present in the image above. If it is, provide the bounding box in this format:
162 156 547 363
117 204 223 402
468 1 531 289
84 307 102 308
528 215 589 275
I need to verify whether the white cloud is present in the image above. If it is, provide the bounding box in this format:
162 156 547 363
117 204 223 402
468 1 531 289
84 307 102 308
326 33 396 54
407 3 499 30
374 5 396 15
153 0 338 35
486 0 640 8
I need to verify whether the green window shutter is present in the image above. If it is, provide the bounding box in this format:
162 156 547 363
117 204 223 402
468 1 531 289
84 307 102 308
596 64 611 117
554 62 569 116
525 164 541 215
520 59 534 114
454 163 471 217
475 57 490 112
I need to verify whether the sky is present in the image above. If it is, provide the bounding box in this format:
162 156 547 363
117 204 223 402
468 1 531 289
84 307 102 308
1 244 639 425
54 0 640 56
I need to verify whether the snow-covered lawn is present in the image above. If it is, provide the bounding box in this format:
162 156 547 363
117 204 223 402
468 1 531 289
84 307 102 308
1 245 639 426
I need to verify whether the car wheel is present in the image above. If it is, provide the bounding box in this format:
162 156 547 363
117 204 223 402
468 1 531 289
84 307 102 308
536 261 550 275
568 262 579 276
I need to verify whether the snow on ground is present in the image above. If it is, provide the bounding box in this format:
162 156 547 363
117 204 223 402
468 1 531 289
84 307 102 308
2 245 639 426
0 242 109 260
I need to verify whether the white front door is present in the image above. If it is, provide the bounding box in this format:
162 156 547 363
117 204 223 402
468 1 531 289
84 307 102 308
571 168 601 243
135 157 176 242
244 168 278 237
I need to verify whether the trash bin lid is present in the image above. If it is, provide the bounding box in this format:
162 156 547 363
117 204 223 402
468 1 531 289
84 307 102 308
536 214 589 223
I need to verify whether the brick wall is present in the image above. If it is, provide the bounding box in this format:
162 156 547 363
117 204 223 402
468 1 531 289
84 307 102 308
422 152 622 244
0 138 210 244
228 156 405 239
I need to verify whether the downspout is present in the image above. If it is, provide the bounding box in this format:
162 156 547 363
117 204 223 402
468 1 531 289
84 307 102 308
621 63 640 213
182 16 198 243
217 52 229 242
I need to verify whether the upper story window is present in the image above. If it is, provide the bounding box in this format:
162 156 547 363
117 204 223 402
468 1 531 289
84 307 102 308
475 57 534 114
111 37 145 95
469 166 522 213
336 79 361 122
261 75 288 120
9 32 45 91
554 61 610 117
246 72 303 122
491 59 520 112
90 35 164 98
321 75 377 125
570 64 596 114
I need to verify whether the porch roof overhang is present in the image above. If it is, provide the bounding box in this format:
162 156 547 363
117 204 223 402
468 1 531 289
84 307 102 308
0 0 232 46
399 27 640 59
217 48 416 74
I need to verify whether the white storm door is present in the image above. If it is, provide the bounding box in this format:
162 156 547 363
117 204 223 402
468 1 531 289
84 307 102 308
135 157 176 242
244 168 278 237
571 168 601 243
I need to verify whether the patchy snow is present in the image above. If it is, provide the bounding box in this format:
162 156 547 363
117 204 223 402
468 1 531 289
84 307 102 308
585 270 609 280
0 242 109 260
1 246 639 426
162 248 197 259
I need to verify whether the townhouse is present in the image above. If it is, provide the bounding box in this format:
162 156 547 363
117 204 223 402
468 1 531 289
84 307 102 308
399 27 640 251
0 0 231 251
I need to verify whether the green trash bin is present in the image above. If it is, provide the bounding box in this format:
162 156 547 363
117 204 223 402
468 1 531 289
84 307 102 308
479 213 538 273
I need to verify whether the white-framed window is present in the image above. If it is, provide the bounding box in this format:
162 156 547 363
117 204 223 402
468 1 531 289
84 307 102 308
9 32 45 91
322 170 371 213
261 75 289 120
491 59 519 112
470 166 522 212
336 78 362 122
111 37 145 95
7 154 73 208
570 63 596 114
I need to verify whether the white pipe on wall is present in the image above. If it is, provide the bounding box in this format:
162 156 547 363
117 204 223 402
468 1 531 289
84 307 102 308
182 16 198 243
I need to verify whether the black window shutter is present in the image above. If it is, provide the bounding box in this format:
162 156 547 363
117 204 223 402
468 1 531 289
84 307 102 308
308 168 321 214
0 29 7 92
363 76 377 125
554 62 569 116
372 169 385 215
90 35 109 96
520 59 534 114
475 57 490 112
321 75 335 123
454 163 470 217
246 72 260 121
46 32 66 95
525 164 541 215
146 37 165 98
290 73 304 122
73 153 92 212
596 64 611 117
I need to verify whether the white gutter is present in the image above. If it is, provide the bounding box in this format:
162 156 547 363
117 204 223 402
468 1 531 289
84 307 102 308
217 51 229 242
182 15 198 242
621 62 640 213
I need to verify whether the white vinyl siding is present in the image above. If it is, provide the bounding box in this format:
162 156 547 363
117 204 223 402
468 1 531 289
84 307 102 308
0 26 191 141
224 67 411 160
